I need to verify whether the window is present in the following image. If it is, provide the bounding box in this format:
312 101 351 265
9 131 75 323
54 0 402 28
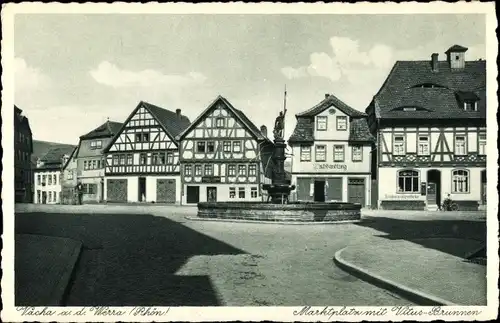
452 169 469 193
393 136 406 156
152 153 160 165
316 116 327 131
142 133 149 142
184 165 192 176
48 175 53 185
251 187 258 198
336 116 348 131
67 172 73 180
352 146 362 162
418 136 430 155
249 164 257 176
233 141 241 153
166 152 174 164
135 133 142 142
334 145 345 162
207 141 215 153
53 174 57 185
228 165 236 176
216 117 225 128
90 141 96 149
197 141 206 153
478 133 486 155
127 154 133 165
238 187 245 199
397 170 420 193
204 165 213 176
42 175 46 184
139 153 147 165
315 145 326 162
223 141 231 152
238 165 247 176
96 140 102 149
229 187 236 199
194 165 202 176
463 101 477 111
97 160 101 169
84 184 97 194
84 160 88 170
300 146 311 161
48 191 52 202
119 155 126 165
135 133 149 143
37 174 41 184
455 136 466 155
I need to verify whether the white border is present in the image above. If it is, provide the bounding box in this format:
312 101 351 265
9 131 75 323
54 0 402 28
2 2 498 322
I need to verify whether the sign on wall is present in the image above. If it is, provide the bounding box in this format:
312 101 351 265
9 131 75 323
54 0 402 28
313 163 347 171
201 176 221 183
384 194 421 200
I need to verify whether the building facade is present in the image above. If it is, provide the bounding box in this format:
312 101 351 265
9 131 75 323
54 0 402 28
14 106 34 203
33 146 76 204
288 94 374 207
176 96 274 204
103 101 190 203
60 147 79 204
366 45 486 210
73 120 122 203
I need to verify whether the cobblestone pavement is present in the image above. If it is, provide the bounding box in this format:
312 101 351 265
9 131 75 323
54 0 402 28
14 204 486 306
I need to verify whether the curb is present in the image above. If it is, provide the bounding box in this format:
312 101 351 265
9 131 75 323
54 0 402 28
333 248 457 306
185 216 362 225
53 240 83 305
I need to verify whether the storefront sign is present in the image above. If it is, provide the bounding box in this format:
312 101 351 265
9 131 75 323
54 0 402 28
384 194 421 200
201 176 221 183
313 163 347 171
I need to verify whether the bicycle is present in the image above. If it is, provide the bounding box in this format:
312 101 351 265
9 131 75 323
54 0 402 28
442 200 459 211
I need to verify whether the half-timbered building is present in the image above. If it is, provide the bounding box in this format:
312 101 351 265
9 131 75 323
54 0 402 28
103 101 190 203
366 45 486 210
175 96 274 204
288 94 375 207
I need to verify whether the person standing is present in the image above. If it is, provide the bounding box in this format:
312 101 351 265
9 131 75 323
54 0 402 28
76 181 84 205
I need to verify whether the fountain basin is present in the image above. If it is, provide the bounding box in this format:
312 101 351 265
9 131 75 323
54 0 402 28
197 201 361 222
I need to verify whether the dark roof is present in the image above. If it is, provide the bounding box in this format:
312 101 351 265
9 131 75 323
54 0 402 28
446 45 468 53
289 94 372 144
104 101 191 152
349 118 375 142
143 101 191 138
32 140 75 166
62 146 78 170
177 95 269 142
36 146 76 170
80 120 122 139
296 94 367 118
370 59 486 120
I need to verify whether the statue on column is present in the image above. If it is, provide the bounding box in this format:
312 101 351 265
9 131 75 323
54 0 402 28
273 109 287 140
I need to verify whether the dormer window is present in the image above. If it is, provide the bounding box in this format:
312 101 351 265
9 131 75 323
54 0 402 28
403 107 417 112
464 101 477 111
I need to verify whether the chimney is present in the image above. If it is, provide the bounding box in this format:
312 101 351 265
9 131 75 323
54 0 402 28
431 53 439 72
325 93 330 99
260 125 268 138
175 109 181 117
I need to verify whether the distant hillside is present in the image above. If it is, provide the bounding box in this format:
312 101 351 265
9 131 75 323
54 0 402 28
31 140 76 166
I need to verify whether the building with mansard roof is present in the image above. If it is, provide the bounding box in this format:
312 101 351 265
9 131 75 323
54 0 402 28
175 95 275 204
103 101 190 203
288 94 374 207
366 44 486 210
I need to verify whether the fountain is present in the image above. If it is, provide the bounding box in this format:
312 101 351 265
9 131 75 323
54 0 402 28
196 93 361 222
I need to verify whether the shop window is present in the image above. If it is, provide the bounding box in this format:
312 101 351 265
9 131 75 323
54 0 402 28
452 169 469 193
397 169 419 193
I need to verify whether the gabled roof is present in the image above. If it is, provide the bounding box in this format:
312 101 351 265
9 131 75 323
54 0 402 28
31 140 75 167
296 94 367 118
62 146 78 170
36 145 76 170
80 120 123 140
289 94 372 144
176 95 269 143
369 58 486 120
103 101 191 152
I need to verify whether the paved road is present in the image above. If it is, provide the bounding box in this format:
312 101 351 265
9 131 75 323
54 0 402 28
15 204 484 306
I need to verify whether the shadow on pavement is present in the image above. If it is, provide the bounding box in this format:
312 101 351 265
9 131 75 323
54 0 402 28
15 212 246 306
356 217 486 258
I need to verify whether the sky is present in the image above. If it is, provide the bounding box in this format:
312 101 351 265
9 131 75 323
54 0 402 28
14 14 486 145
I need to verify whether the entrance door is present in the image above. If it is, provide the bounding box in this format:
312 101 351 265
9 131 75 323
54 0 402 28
427 182 437 206
100 180 105 202
186 186 200 204
348 178 366 206
207 187 217 202
138 177 146 202
107 179 128 202
481 170 486 204
157 179 176 203
313 180 326 202
42 191 47 204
